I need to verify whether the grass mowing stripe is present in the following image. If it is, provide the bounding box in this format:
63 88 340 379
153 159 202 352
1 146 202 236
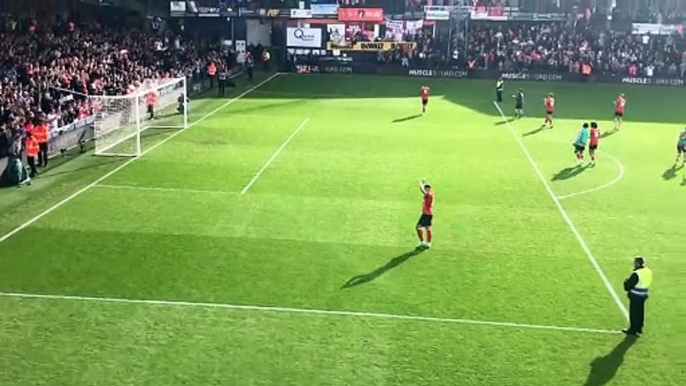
0 291 621 335
240 117 310 194
0 73 281 246
493 101 630 321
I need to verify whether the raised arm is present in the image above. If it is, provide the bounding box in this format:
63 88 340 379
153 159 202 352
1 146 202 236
419 179 427 195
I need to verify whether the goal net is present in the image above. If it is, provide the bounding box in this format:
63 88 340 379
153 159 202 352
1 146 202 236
91 77 188 157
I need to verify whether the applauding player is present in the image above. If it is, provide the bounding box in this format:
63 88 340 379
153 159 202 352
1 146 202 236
416 179 434 249
676 127 686 167
574 123 590 165
589 122 600 166
420 85 430 115
614 94 626 130
543 93 555 128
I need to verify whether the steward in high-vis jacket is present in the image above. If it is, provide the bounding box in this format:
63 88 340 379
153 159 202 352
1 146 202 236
622 256 653 337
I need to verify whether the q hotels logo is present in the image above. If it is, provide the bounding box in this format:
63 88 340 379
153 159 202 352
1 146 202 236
293 28 316 42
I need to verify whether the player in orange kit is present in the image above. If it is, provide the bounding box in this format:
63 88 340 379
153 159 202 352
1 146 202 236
420 86 430 115
614 94 626 130
543 93 555 128
416 179 434 249
588 122 600 166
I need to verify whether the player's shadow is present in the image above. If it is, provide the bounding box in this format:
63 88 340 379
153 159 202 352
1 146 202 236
600 129 619 139
341 249 425 289
494 118 514 126
552 165 588 181
523 126 547 137
392 114 422 123
583 336 637 386
662 164 682 180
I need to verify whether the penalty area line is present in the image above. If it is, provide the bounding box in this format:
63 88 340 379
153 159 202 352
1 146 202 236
240 117 310 194
0 73 282 245
0 291 620 335
493 101 629 322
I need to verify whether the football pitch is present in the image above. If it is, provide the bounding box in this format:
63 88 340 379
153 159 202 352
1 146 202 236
0 73 684 385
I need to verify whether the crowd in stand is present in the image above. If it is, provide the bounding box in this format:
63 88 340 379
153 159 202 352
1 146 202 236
376 18 686 79
0 17 234 159
376 30 444 66
454 21 686 77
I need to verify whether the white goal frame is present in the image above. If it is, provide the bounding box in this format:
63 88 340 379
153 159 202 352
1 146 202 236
91 77 188 157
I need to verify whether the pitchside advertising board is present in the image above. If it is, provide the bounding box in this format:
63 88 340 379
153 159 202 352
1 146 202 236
291 63 686 87
327 42 416 51
407 69 468 78
287 27 323 48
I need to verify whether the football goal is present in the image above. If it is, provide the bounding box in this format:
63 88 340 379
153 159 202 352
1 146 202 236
91 77 188 157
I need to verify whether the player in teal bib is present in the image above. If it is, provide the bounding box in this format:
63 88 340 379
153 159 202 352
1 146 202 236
676 128 686 166
573 123 590 164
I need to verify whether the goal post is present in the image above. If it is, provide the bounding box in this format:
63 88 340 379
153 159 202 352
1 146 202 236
92 77 188 157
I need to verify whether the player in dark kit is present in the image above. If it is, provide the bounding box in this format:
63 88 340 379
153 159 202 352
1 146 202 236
420 86 430 115
416 179 434 249
495 78 504 102
177 93 189 114
245 52 255 80
217 68 228 97
513 89 524 118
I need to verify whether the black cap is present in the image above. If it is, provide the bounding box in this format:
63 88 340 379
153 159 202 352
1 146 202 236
635 256 645 266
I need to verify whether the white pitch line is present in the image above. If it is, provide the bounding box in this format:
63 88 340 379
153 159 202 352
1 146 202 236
240 118 310 194
493 102 629 321
557 151 625 200
95 184 236 195
0 292 620 335
0 73 281 245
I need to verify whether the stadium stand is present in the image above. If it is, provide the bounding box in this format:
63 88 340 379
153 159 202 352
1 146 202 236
373 18 684 78
456 21 686 76
0 16 235 160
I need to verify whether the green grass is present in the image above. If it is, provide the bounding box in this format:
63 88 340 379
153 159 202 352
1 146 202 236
1 73 685 386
